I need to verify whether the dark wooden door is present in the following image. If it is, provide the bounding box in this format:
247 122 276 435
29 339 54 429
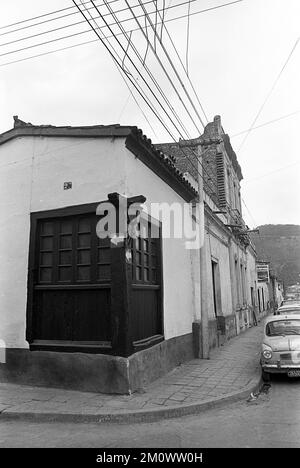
31 214 112 351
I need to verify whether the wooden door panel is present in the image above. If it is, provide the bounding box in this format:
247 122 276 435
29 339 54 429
34 289 111 342
72 289 111 341
131 288 160 342
34 290 73 341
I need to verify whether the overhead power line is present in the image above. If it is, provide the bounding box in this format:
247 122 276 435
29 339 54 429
0 0 199 59
101 0 194 137
126 0 205 132
1 0 248 220
85 0 219 206
0 0 198 42
0 0 119 30
70 1 220 200
185 0 191 75
241 197 257 228
0 1 245 67
151 0 209 122
72 0 182 140
133 0 206 129
69 0 250 217
238 36 300 152
99 2 244 216
243 160 300 184
231 110 300 138
86 0 200 140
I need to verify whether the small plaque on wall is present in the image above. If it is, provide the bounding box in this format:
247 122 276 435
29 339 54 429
63 182 72 190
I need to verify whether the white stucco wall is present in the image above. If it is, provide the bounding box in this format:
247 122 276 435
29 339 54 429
204 221 232 320
0 134 199 348
0 135 127 348
123 148 196 340
246 248 258 306
257 282 270 312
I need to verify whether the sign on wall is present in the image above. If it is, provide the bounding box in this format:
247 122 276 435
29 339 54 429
257 263 270 283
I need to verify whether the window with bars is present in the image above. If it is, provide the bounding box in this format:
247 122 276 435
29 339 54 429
37 215 111 284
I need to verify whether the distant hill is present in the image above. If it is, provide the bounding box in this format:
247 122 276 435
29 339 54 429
250 224 300 287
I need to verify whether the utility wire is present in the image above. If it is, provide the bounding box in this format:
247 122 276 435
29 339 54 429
160 0 166 40
1 0 243 34
72 2 220 200
72 1 184 142
86 0 196 140
0 0 119 31
2 3 239 216
0 1 244 65
99 3 223 205
154 0 158 51
77 1 157 138
231 110 300 138
1 1 246 212
0 0 102 37
127 0 205 131
0 0 198 43
104 0 201 137
0 0 198 58
0 0 172 46
75 1 237 205
152 0 209 122
136 0 206 129
185 0 191 75
238 36 300 152
241 197 257 227
82 0 173 138
103 0 192 138
243 160 300 184
2 7 236 210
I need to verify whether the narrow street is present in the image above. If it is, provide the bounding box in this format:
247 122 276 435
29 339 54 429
1 375 299 448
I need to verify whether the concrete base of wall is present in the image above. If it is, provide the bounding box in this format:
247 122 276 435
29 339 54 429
208 314 237 350
0 333 194 394
208 319 218 349
128 333 194 391
191 316 237 352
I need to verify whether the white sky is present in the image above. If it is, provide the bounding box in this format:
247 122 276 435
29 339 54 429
0 0 299 228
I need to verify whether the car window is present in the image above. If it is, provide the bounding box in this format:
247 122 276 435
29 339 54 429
266 319 300 336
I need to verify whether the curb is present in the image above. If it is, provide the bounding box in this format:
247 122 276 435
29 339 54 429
0 373 263 424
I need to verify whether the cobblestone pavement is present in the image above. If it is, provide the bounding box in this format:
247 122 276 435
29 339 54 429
0 322 264 420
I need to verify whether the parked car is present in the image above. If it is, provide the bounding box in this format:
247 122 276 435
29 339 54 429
275 304 300 315
281 300 300 306
261 314 300 381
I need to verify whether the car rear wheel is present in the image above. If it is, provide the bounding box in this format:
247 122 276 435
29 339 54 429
262 369 271 382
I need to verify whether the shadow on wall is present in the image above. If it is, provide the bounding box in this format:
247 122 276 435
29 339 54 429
0 340 6 363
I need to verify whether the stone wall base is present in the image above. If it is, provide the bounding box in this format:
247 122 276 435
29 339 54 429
192 315 238 352
208 314 238 350
0 333 194 394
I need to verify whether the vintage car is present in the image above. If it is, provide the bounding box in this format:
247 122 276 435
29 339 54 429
275 304 300 316
261 314 300 381
282 300 300 306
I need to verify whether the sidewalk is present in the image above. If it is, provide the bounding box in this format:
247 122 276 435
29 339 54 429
0 321 264 423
